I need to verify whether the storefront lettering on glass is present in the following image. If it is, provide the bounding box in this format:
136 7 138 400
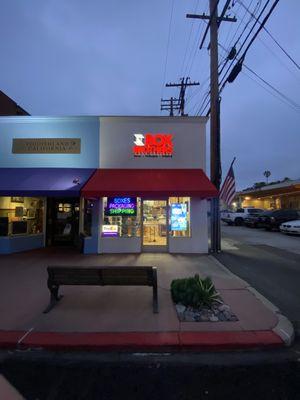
132 133 173 157
105 197 137 216
12 138 81 154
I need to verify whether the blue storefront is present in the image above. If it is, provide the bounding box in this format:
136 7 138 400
0 116 99 254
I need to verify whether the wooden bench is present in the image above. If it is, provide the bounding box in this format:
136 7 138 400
44 266 158 314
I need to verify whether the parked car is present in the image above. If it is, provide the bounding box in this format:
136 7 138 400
260 209 300 231
244 211 268 228
221 208 265 226
280 220 300 235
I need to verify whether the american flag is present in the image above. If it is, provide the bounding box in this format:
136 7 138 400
219 163 236 206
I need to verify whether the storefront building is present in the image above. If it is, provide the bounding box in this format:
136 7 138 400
0 116 217 254
235 179 300 210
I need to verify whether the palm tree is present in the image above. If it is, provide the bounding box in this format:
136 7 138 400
263 170 271 184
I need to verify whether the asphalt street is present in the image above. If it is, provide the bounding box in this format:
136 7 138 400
1 346 300 400
216 224 300 331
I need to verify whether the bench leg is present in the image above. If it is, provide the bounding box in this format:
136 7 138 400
43 285 63 313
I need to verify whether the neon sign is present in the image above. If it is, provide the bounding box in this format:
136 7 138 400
133 133 173 157
105 197 137 216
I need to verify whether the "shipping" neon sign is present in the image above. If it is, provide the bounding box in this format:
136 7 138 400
133 133 173 157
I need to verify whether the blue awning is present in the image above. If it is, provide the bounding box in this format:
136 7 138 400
0 168 96 197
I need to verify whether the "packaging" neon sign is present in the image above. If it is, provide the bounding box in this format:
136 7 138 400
133 133 173 157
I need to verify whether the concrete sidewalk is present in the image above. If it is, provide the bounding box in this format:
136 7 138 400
0 249 293 351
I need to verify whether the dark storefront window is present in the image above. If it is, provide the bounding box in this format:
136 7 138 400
0 197 44 236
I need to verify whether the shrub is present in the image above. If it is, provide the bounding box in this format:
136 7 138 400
171 274 221 308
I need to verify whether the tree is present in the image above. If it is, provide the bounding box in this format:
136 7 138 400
263 170 271 184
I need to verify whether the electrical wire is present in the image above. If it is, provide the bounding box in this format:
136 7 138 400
242 70 300 113
219 0 271 86
180 0 200 76
243 64 300 109
161 0 176 102
237 0 300 70
238 0 280 62
184 9 208 77
228 3 300 82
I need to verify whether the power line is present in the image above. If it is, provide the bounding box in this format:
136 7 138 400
237 0 300 71
180 0 200 76
198 36 300 117
243 64 300 109
222 0 244 49
242 70 300 113
219 0 271 85
237 0 279 63
161 0 176 101
230 3 300 82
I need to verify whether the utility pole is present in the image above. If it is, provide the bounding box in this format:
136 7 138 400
187 0 236 253
160 97 180 116
165 77 199 116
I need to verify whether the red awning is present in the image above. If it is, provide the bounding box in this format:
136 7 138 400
81 169 218 198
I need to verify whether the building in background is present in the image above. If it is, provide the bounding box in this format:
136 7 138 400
0 116 217 255
235 179 300 210
0 90 29 116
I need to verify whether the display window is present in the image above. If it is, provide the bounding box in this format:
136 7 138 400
0 197 44 236
168 197 191 237
102 197 141 237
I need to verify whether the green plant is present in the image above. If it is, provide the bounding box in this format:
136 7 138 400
171 274 221 308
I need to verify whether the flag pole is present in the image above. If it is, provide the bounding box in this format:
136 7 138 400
230 157 236 169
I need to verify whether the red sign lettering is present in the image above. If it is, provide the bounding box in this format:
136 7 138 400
133 133 174 157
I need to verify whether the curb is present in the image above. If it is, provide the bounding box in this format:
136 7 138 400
211 256 295 347
0 330 283 352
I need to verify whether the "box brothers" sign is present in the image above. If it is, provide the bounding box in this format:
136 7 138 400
132 133 173 157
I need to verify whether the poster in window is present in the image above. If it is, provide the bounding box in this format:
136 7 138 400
171 203 187 231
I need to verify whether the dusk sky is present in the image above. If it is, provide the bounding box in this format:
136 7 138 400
0 0 299 190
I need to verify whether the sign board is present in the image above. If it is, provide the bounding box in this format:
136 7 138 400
170 203 187 231
132 133 173 157
105 197 137 216
102 225 119 237
12 138 81 154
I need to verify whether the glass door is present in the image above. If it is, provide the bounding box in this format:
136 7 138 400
47 198 80 246
142 200 168 252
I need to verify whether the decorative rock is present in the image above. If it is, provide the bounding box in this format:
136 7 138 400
218 313 227 321
174 302 238 323
218 304 230 312
176 304 186 314
223 311 232 320
200 314 210 322
185 314 196 322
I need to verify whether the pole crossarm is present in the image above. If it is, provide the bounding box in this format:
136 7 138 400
186 13 236 23
186 0 236 50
